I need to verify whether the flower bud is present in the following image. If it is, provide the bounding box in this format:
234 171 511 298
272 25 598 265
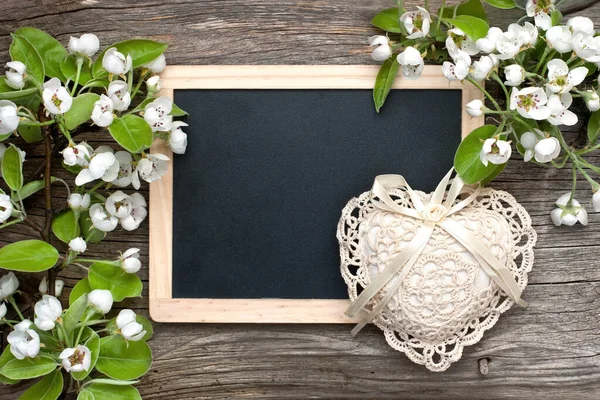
88 289 113 314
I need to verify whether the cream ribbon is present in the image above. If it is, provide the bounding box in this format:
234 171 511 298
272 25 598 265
345 169 527 336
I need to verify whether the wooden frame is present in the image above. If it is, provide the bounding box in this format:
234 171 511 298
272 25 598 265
149 65 484 323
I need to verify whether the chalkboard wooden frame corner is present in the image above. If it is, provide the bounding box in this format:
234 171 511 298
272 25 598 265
149 65 484 324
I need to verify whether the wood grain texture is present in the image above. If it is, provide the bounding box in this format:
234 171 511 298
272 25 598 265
1 0 600 399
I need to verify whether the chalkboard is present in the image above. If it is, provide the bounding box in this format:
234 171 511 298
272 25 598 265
149 66 483 323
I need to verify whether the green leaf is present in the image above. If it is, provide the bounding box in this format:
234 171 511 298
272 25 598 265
14 27 68 81
0 79 38 100
171 103 188 117
480 162 506 186
70 278 92 305
80 384 141 400
588 110 600 144
373 58 400 113
79 211 105 244
11 177 56 202
92 39 168 78
64 93 100 130
63 293 89 334
551 9 563 26
1 144 24 191
107 314 153 342
445 15 489 40
108 114 153 153
18 369 63 400
371 8 401 33
96 336 152 381
17 123 43 143
0 356 57 380
72 329 100 381
0 239 59 272
10 34 45 85
61 55 94 87
89 262 142 301
52 210 81 244
441 0 488 22
0 346 20 385
483 0 517 9
454 125 499 184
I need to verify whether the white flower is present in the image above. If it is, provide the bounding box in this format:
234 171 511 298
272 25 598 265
495 31 523 60
34 295 62 331
38 276 64 297
105 190 132 219
5 61 26 90
0 303 6 319
0 272 19 300
446 28 479 57
572 32 600 63
520 129 543 162
0 193 13 224
88 289 113 314
7 320 40 360
442 50 471 81
146 75 162 94
526 0 555 31
89 203 118 232
0 100 19 135
466 99 484 117
567 16 595 36
546 59 587 94
547 92 578 126
508 22 538 47
470 55 495 81
475 27 503 53
120 248 141 274
534 136 561 163
68 193 91 210
585 90 600 112
143 54 166 74
68 34 100 57
396 46 424 80
546 26 573 53
90 94 114 127
107 80 131 112
102 48 132 75
120 193 147 231
112 151 133 187
593 190 600 212
510 87 551 120
60 345 91 373
504 64 525 86
75 149 119 186
69 237 87 253
399 7 431 39
551 193 588 226
116 309 146 341
132 153 170 189
480 138 512 166
62 143 91 167
42 78 73 115
368 36 391 62
169 121 188 154
144 97 173 132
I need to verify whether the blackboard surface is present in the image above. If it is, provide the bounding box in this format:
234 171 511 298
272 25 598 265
171 89 461 299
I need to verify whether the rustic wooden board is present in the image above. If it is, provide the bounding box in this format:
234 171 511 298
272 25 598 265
1 0 600 399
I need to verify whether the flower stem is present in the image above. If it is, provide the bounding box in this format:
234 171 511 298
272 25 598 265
491 73 510 104
75 310 93 345
467 77 502 112
8 296 25 321
435 0 446 33
535 47 551 73
130 70 149 100
71 57 84 96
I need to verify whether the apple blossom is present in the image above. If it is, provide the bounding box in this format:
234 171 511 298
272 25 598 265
116 309 146 341
119 193 147 231
68 193 91 210
0 272 19 300
102 47 132 75
0 303 6 319
495 31 523 60
69 237 87 253
547 93 578 126
475 27 503 53
120 248 141 274
399 7 431 39
546 26 573 53
446 28 478 57
34 295 62 331
7 320 40 360
88 289 113 314
396 46 424 80
89 203 118 232
62 143 91 167
533 136 561 163
0 193 13 224
442 50 471 81
131 153 170 189
68 33 100 57
112 151 133 187
91 95 114 127
169 121 188 154
585 90 600 112
466 99 484 117
526 0 555 31
146 75 162 95
107 80 131 111
143 54 166 74
571 32 600 63
144 97 173 132
551 193 588 226
546 59 587 94
43 78 73 115
480 138 512 166
567 16 595 36
39 276 64 297
75 149 119 186
368 36 392 61
510 87 551 120
593 190 600 212
5 61 26 90
508 22 538 47
470 55 495 81
0 100 19 135
504 64 525 86
60 345 91 373
520 129 543 162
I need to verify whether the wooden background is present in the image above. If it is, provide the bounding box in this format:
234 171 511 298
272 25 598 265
1 0 600 398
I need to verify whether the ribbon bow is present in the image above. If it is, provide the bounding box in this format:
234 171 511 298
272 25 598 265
345 169 527 336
